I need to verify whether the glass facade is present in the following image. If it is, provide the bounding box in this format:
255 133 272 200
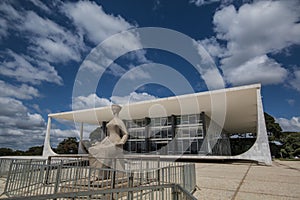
123 113 205 155
176 114 203 154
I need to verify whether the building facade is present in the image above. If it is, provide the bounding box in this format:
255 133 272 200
42 84 272 165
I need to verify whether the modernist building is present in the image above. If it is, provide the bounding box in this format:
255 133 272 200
43 84 272 165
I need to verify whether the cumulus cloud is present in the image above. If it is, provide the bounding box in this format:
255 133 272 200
111 92 157 105
64 1 151 79
0 50 63 85
200 37 227 59
204 0 300 86
0 97 45 129
0 97 46 150
290 69 300 92
189 0 220 7
0 95 77 150
0 1 86 63
0 18 8 39
28 0 51 13
0 80 39 100
50 128 79 146
277 117 300 132
72 94 111 110
225 55 288 85
63 1 133 45
72 92 157 110
22 11 85 63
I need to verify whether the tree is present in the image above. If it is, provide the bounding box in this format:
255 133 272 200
25 146 43 155
280 132 300 158
55 137 78 154
0 148 15 156
264 112 282 139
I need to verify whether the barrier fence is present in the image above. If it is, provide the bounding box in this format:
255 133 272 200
0 159 14 178
1 156 196 199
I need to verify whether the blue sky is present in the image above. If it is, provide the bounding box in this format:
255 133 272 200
0 0 299 150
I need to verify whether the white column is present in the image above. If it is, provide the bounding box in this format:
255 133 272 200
78 122 87 154
42 117 57 157
236 87 272 165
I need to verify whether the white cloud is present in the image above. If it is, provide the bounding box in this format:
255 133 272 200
63 1 150 78
200 37 226 59
0 97 27 117
51 128 79 139
0 97 47 150
0 97 45 128
225 55 288 85
190 0 247 7
1 50 63 85
80 31 150 80
189 0 220 7
290 69 300 92
22 11 64 36
30 37 82 63
122 64 151 80
72 92 157 110
277 117 300 132
28 0 51 13
111 92 157 105
0 2 23 22
0 80 39 100
0 2 85 63
63 1 133 45
22 11 85 63
0 18 8 39
0 96 75 150
210 0 300 86
287 99 295 106
72 94 111 110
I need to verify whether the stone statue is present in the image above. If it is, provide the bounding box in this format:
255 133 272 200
89 104 129 171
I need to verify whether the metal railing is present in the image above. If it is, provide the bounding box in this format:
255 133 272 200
0 158 15 178
2 156 196 199
4 184 196 200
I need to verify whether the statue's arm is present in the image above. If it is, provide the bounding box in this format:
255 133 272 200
119 133 128 144
117 120 129 145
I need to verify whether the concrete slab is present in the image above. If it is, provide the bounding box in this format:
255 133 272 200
239 180 300 198
194 160 300 200
235 192 300 200
194 188 235 200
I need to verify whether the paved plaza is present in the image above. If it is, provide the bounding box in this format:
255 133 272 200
1 160 299 199
193 160 300 199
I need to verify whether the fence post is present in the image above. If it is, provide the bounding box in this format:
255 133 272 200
171 184 179 200
127 172 133 200
45 156 51 184
53 160 62 195
182 165 186 189
3 159 14 195
110 158 116 200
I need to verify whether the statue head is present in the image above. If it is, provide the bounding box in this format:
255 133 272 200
111 104 122 115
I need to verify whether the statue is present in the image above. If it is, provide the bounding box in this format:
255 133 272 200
89 104 129 171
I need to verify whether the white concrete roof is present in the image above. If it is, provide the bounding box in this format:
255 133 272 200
49 84 261 133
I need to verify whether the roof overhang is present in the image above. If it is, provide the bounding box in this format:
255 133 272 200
49 84 261 133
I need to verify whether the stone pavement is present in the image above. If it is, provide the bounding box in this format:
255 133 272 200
193 160 300 200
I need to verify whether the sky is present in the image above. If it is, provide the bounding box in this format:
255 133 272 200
0 0 299 150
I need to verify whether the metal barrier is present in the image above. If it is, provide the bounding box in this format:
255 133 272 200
4 184 196 200
2 156 196 199
0 159 15 178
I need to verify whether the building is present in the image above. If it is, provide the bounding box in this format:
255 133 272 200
43 84 272 165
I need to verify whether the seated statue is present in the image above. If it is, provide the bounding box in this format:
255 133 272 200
89 104 129 171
